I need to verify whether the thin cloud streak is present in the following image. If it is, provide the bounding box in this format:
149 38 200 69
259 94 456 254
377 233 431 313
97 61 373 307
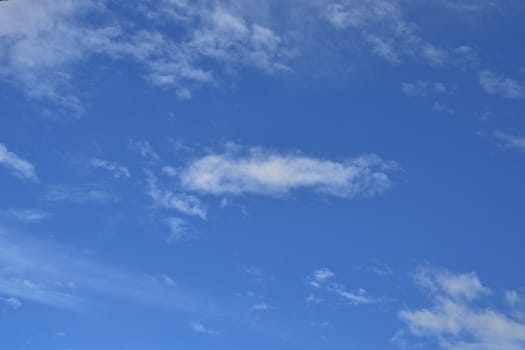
0 143 38 181
0 228 208 314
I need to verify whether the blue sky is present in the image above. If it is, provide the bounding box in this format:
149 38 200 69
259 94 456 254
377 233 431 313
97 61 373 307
1 1 525 349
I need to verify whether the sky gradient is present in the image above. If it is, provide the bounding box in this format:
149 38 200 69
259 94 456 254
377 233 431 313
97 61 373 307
1 1 525 349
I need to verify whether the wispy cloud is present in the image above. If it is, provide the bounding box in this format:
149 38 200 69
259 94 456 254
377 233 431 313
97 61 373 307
1 209 51 223
0 0 116 116
129 140 161 162
398 266 525 350
164 217 194 243
116 4 290 99
354 260 393 276
492 130 525 151
2 0 510 115
307 268 380 306
479 70 525 99
505 290 525 321
2 0 490 115
0 228 217 315
179 146 399 199
44 184 117 204
0 143 38 181
413 266 490 301
0 1 290 111
146 172 207 219
309 268 336 288
433 102 456 115
90 158 130 179
323 0 447 66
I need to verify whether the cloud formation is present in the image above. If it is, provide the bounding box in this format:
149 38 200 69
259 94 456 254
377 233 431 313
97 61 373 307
1 0 492 114
90 158 130 179
180 147 398 199
398 266 525 350
0 143 38 181
492 131 525 151
0 0 289 111
0 0 117 115
479 71 525 99
323 0 446 65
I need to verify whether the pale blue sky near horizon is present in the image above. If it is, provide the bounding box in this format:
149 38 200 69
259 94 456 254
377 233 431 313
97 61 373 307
1 1 525 349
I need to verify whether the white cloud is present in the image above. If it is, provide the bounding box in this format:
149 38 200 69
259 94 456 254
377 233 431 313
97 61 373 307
186 7 289 73
414 266 490 301
189 321 222 336
90 158 130 179
1 0 497 112
479 71 525 99
310 268 335 288
146 173 207 219
0 0 290 110
124 6 290 99
492 131 525 151
399 267 525 350
180 147 398 199
0 143 38 181
323 0 447 66
0 0 118 116
307 268 380 306
329 284 377 305
324 1 403 30
0 277 79 309
505 290 525 321
1 0 481 113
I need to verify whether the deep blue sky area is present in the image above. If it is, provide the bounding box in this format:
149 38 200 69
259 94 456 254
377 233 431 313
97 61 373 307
1 1 525 349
